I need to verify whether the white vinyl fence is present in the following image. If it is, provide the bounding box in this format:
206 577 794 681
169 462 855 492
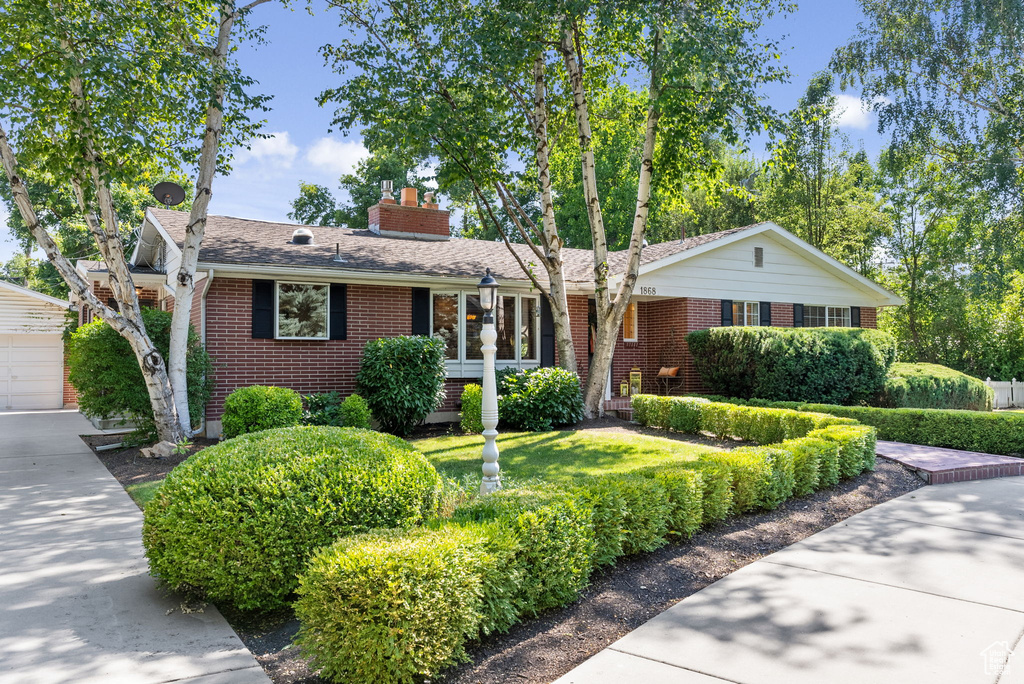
986 378 1024 409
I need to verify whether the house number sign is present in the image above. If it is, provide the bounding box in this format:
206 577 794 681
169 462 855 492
639 286 657 296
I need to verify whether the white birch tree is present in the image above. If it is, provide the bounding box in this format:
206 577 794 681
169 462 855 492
0 0 270 441
321 0 789 416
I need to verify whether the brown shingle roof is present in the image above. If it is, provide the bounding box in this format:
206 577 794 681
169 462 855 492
147 208 764 285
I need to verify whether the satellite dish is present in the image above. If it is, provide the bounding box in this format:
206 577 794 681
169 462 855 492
152 182 186 207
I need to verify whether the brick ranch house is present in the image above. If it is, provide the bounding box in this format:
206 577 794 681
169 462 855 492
73 190 903 437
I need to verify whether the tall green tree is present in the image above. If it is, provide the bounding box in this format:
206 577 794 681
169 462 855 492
0 0 269 442
321 0 789 415
757 73 887 273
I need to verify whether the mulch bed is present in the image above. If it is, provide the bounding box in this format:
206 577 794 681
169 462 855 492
82 419 925 684
82 433 218 490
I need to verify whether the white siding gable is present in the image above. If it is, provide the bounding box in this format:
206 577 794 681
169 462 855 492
634 232 896 307
0 286 69 335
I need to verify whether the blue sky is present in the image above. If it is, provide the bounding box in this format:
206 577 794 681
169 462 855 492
0 0 885 262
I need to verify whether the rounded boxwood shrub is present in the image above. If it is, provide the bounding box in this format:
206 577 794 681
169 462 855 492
66 307 212 438
357 335 447 436
295 523 520 683
142 426 443 611
221 385 303 438
878 362 993 411
498 367 584 431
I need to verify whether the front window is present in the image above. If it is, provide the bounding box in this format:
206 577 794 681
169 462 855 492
804 305 851 327
431 290 540 368
623 301 638 341
277 282 328 339
432 293 459 359
805 305 827 327
732 301 760 326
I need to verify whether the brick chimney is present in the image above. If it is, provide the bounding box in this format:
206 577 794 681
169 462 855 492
368 186 450 240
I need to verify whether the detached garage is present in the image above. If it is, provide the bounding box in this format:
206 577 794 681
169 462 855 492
0 280 72 410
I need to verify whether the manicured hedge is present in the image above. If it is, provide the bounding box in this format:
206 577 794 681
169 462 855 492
699 396 1024 457
631 394 856 442
686 326 897 405
295 524 519 683
142 427 443 611
459 383 484 434
357 335 447 436
498 367 585 431
293 408 878 683
879 362 993 411
451 487 595 616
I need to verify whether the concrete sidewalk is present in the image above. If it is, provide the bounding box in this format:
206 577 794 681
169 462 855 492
556 476 1024 684
0 410 268 684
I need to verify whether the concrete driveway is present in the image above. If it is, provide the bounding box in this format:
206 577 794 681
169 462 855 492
556 475 1024 684
0 410 268 684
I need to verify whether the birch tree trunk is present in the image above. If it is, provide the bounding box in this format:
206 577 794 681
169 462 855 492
0 123 185 443
561 23 661 418
167 0 240 435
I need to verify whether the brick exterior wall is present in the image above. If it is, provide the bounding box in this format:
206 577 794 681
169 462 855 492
770 302 795 327
62 354 77 407
860 306 878 329
368 203 450 238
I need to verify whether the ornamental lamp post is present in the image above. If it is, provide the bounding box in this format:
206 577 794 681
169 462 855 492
477 268 501 495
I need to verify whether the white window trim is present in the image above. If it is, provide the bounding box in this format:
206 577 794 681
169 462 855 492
733 300 760 326
623 301 638 342
431 291 541 377
275 281 330 341
804 304 852 328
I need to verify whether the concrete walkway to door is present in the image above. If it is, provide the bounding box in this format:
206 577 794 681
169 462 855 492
0 410 268 684
555 475 1024 684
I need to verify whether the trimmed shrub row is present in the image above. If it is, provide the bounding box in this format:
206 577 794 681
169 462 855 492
879 362 993 411
686 326 898 405
695 395 1024 457
632 394 857 443
294 411 878 682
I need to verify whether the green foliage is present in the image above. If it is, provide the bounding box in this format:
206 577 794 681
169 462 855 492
879 363 992 411
66 308 211 437
806 425 878 478
780 436 839 494
687 327 897 404
631 394 854 443
357 336 447 436
294 523 518 684
452 487 595 615
722 398 1024 457
221 386 303 439
498 368 584 432
638 467 704 539
303 392 373 429
287 182 342 227
699 445 794 513
142 426 443 611
459 384 484 434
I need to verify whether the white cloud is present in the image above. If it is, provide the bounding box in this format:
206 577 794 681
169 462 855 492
237 131 299 167
832 94 889 130
305 137 369 176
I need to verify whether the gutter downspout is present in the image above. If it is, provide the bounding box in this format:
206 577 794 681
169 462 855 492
199 269 214 436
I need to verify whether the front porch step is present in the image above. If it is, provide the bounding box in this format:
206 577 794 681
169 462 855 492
876 441 1024 484
603 398 633 419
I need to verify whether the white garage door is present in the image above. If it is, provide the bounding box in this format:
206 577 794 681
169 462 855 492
0 334 64 410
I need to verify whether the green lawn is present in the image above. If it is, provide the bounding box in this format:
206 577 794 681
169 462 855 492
411 429 719 482
126 480 163 509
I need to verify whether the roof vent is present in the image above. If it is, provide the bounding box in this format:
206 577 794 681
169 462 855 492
291 227 314 245
754 246 764 268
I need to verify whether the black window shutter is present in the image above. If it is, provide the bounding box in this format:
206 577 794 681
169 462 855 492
793 303 804 328
851 306 861 328
721 300 733 326
540 297 556 367
251 279 274 339
760 301 772 327
411 287 431 336
329 283 347 340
